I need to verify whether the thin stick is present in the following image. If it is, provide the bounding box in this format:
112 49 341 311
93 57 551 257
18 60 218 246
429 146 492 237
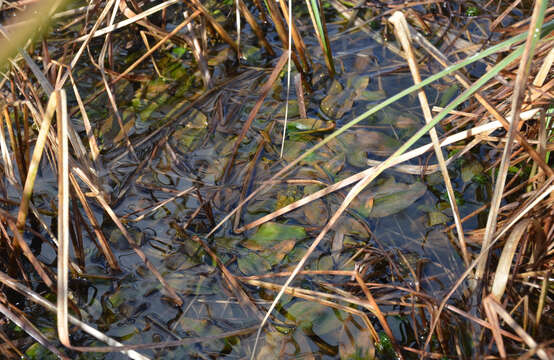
390 11 469 266
279 0 293 158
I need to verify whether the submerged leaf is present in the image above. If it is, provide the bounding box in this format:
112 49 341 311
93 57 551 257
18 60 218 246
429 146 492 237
287 117 335 135
351 178 426 218
244 222 306 250
428 211 449 226
320 76 369 119
339 324 374 360
303 199 329 225
461 160 484 182
287 301 343 335
262 239 296 265
237 252 272 275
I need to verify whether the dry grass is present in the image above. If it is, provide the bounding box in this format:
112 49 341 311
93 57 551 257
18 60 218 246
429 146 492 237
0 0 552 359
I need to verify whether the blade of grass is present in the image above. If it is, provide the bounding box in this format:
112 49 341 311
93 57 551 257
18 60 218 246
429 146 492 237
491 219 530 300
305 0 335 76
56 89 70 347
476 0 548 281
279 0 293 159
390 11 469 266
15 92 57 230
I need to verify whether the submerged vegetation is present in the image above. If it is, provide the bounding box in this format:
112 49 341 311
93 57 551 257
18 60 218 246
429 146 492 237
0 0 553 358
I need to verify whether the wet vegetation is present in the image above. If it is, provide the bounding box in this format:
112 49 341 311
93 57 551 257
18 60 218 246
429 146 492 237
0 0 553 358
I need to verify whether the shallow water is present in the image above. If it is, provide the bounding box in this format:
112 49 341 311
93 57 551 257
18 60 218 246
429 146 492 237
22 2 505 359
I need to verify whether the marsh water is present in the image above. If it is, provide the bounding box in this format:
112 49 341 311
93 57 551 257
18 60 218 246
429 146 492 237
24 2 508 359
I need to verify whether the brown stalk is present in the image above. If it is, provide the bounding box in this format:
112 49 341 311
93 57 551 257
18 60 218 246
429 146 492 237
234 129 267 231
294 73 307 118
189 0 239 54
483 296 507 358
139 31 163 78
2 106 26 183
68 72 100 162
237 0 275 56
277 0 309 70
183 10 211 88
486 295 549 360
490 0 523 31
0 299 68 359
0 107 17 184
68 174 120 270
0 327 23 358
354 271 402 357
7 220 54 290
263 0 306 74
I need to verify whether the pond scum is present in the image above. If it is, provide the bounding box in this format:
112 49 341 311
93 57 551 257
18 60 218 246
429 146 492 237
0 0 552 358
